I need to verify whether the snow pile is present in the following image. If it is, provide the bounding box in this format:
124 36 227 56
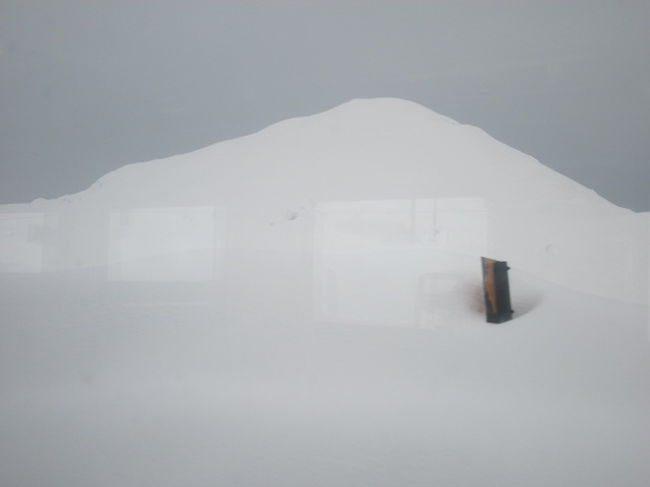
0 99 649 486
1 98 646 321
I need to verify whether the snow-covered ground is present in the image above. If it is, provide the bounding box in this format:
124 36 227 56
0 98 648 486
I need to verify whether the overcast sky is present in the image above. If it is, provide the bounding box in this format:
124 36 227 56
1 0 648 210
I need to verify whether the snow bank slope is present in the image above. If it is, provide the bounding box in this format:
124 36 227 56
1 98 647 304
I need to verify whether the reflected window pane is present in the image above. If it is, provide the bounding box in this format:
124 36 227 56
108 206 224 282
0 212 55 273
315 198 487 326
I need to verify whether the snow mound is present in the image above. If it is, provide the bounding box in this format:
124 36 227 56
1 100 649 486
0 98 648 316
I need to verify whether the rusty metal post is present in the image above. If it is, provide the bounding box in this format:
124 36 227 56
481 257 513 323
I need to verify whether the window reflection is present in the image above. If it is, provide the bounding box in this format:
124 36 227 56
0 212 57 273
314 198 487 326
107 206 224 282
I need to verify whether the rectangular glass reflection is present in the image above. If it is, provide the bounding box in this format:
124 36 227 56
314 198 487 326
107 206 224 282
0 211 57 273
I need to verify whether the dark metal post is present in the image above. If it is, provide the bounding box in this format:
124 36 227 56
481 257 514 323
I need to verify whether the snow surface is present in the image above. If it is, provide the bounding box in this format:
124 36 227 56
0 98 648 486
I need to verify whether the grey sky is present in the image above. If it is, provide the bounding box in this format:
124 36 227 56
1 0 648 210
